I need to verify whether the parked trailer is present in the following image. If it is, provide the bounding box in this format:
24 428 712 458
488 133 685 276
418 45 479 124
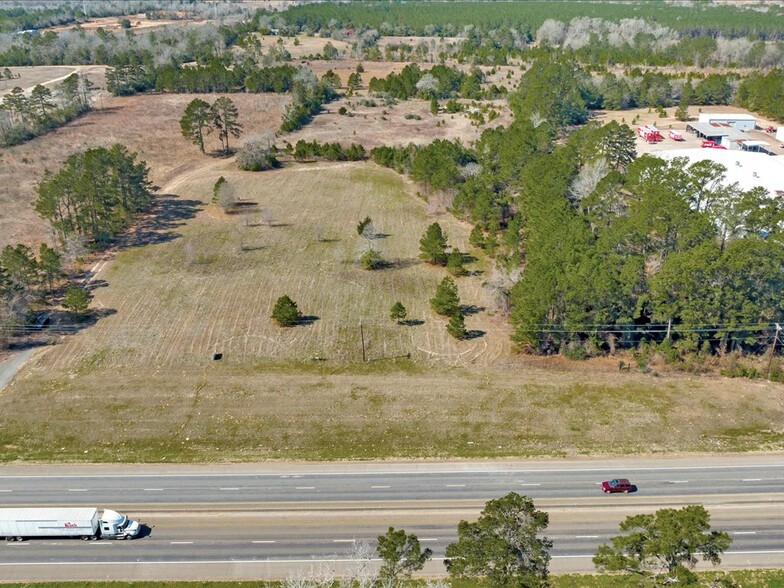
0 507 141 541
636 124 662 143
668 130 683 141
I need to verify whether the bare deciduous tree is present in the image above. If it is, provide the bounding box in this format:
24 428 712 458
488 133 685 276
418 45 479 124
570 158 610 204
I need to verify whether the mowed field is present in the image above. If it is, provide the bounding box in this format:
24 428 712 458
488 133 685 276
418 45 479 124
2 65 784 462
3 157 784 462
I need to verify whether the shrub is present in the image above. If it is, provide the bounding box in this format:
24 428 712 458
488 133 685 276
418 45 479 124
236 139 280 172
272 295 301 327
360 248 384 270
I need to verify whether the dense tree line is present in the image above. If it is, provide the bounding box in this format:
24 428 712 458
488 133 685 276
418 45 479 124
280 69 337 133
0 73 94 147
292 140 366 162
736 69 784 123
34 145 154 245
274 0 784 41
368 63 503 101
378 70 784 356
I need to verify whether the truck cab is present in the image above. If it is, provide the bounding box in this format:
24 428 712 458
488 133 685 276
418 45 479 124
100 509 141 539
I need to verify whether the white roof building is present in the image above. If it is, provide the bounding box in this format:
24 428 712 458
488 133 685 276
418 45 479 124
655 149 784 197
698 113 756 131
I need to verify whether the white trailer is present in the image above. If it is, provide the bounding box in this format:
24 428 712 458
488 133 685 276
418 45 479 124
777 127 784 143
0 507 140 541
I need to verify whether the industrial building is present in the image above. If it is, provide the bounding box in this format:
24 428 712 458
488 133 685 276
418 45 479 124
697 113 757 131
657 149 784 198
685 122 769 152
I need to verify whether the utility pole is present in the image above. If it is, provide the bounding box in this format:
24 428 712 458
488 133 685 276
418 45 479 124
666 318 672 340
360 319 366 362
767 323 781 380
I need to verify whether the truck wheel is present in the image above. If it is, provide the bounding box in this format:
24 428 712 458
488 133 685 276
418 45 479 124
123 534 131 540
4 537 12 542
15 537 22 542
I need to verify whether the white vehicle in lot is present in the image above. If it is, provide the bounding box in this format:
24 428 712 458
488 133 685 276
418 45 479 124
0 507 141 541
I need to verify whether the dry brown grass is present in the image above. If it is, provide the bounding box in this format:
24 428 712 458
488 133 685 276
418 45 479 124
0 92 289 248
3 159 784 462
3 57 784 464
284 96 512 150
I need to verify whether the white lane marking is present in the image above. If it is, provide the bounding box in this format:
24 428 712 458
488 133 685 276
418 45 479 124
67 489 88 492
575 535 599 539
333 539 356 543
733 531 757 535
87 542 110 546
252 540 276 544
219 487 240 491
295 486 316 490
446 484 465 487
144 488 163 491
419 538 439 542
170 541 194 545
519 483 541 486
370 485 390 489
0 490 11 492
667 480 689 484
4 543 30 546
742 478 762 482
6 551 784 565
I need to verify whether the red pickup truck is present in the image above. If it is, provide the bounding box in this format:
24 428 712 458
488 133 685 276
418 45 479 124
701 140 726 149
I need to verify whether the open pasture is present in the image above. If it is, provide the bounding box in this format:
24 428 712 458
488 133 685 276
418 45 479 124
3 161 784 462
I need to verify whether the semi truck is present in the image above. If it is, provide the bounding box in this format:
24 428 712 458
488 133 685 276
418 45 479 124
0 507 141 541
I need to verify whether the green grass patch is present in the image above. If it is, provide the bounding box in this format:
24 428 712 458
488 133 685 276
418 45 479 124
4 570 784 588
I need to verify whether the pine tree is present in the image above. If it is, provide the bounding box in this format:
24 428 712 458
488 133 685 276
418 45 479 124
390 301 407 324
431 276 460 316
272 295 301 326
446 250 467 276
212 96 242 153
446 311 467 339
419 222 449 266
62 285 92 317
180 98 213 154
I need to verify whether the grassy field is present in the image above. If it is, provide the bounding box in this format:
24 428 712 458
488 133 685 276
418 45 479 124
2 160 784 463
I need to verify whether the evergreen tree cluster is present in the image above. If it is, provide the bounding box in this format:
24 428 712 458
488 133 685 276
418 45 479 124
292 140 366 162
33 145 154 246
368 63 504 101
280 73 337 133
381 68 784 357
0 74 94 147
736 70 784 123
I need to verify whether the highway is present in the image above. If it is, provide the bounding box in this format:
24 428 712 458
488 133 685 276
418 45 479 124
1 455 783 581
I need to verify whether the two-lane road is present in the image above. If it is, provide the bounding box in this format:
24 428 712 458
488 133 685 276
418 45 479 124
1 456 783 581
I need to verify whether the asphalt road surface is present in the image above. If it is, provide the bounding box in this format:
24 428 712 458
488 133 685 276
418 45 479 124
1 455 783 581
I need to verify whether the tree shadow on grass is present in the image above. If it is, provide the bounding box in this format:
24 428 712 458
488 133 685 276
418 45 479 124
389 258 421 270
401 319 424 326
460 305 485 317
464 329 485 340
124 194 203 249
298 315 320 326
46 308 118 335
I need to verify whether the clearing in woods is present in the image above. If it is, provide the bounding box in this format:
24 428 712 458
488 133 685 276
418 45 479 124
3 158 784 462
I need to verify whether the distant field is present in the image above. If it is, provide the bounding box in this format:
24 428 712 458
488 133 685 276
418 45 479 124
2 161 784 463
0 91 289 248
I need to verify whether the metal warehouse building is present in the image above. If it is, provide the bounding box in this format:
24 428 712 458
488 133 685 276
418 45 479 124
698 113 757 131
